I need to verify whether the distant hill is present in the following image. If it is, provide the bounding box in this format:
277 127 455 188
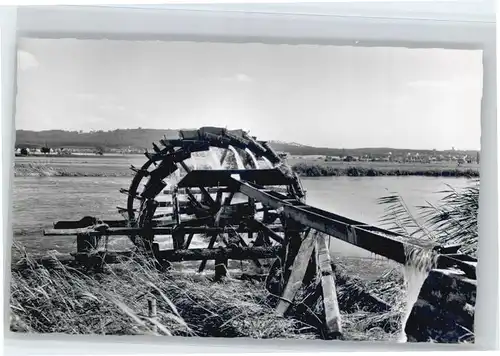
15 129 179 151
15 129 478 157
259 142 478 157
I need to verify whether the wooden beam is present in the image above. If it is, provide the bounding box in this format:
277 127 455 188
177 169 293 188
276 232 316 316
316 234 342 338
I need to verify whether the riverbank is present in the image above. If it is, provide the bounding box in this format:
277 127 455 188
291 162 480 178
14 163 133 177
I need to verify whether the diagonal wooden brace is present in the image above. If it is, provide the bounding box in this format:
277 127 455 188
276 232 316 316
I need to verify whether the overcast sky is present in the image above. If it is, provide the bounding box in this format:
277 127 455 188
16 38 483 150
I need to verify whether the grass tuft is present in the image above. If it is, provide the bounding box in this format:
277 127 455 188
377 180 479 256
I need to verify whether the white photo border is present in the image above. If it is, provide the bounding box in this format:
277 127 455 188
1 3 497 354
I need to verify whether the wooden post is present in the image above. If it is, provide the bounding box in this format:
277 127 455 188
148 297 158 334
76 234 92 253
184 233 194 249
198 232 218 273
172 230 185 251
316 234 342 339
215 190 224 206
276 232 316 316
172 186 180 225
282 218 306 283
152 243 172 271
214 255 228 281
138 199 159 251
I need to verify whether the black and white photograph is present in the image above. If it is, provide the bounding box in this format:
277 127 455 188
10 37 481 343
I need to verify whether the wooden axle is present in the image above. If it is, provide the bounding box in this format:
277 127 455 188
44 224 293 237
156 245 281 261
163 186 289 195
73 245 281 263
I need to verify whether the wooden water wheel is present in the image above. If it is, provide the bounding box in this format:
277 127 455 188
123 127 307 277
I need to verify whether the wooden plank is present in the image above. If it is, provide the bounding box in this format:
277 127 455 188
276 233 316 316
177 169 293 188
316 234 342 337
53 218 128 229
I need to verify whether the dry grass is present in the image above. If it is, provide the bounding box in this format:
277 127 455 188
10 244 316 339
10 242 407 341
14 163 61 177
378 180 479 256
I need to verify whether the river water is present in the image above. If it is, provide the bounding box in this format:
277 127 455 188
11 174 475 258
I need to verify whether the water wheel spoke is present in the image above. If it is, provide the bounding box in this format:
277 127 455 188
184 233 195 249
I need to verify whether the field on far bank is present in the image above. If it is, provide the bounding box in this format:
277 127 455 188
286 155 479 171
287 156 480 178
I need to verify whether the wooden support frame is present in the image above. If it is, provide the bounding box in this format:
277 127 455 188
316 234 342 339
